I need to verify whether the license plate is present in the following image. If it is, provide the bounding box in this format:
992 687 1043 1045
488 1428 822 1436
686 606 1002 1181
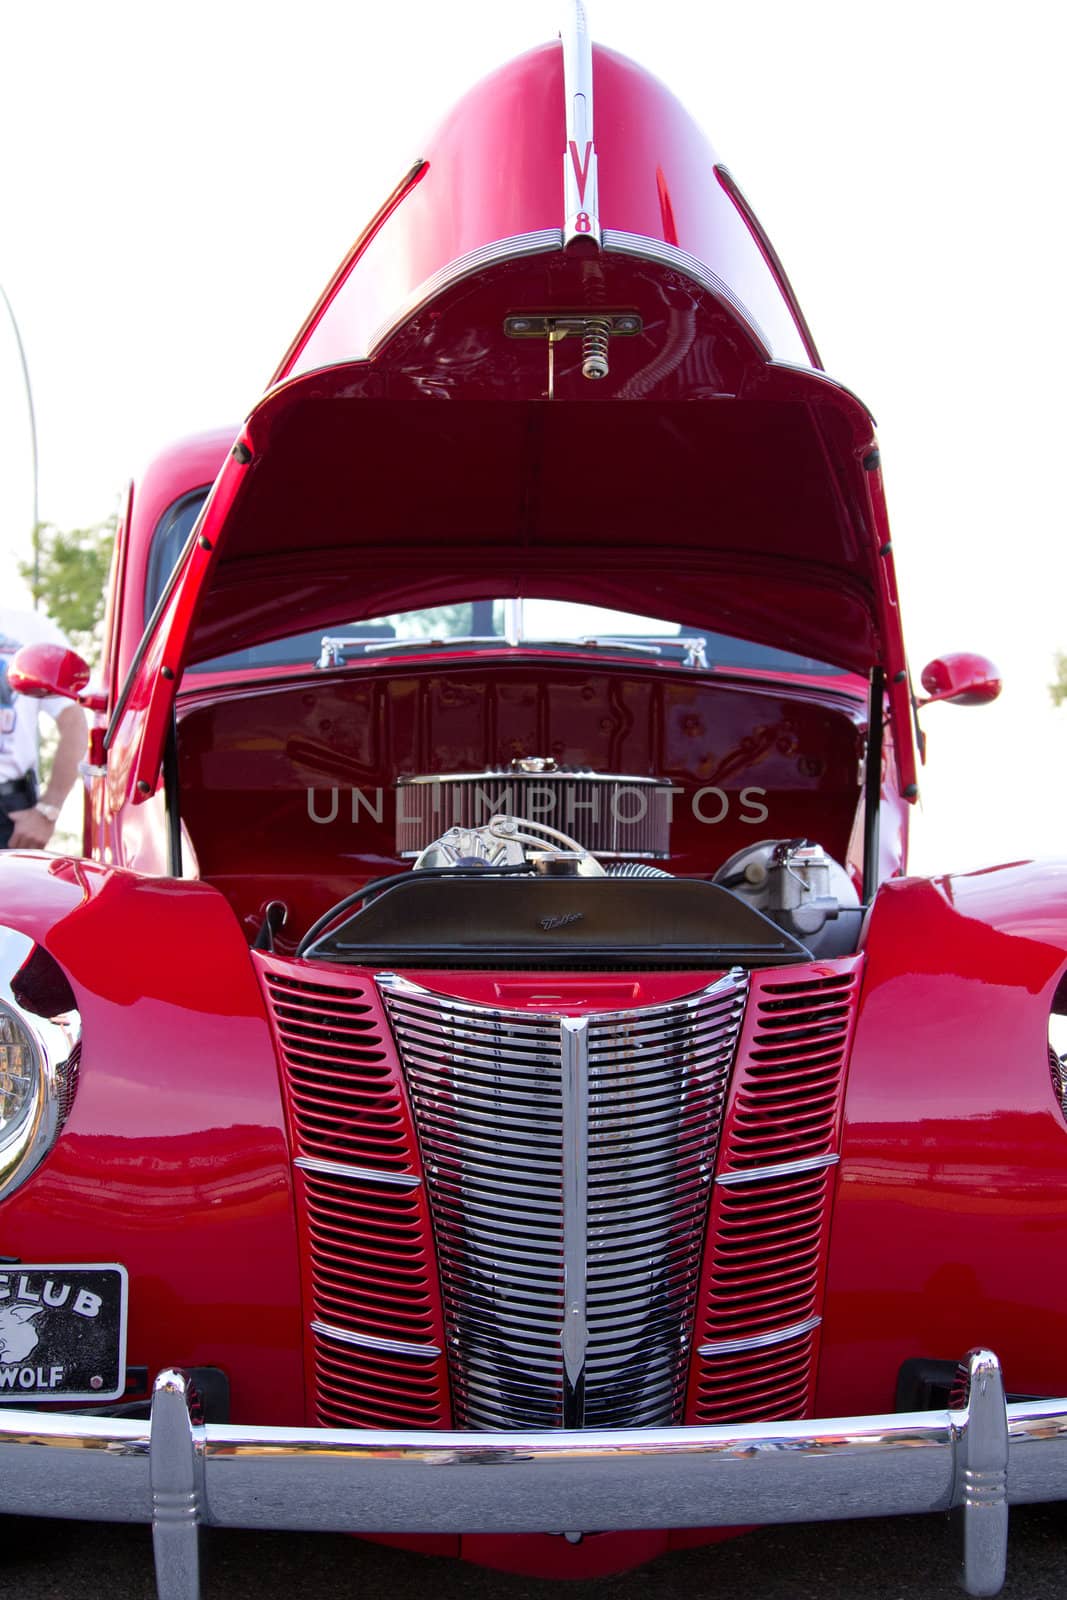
0 1264 127 1402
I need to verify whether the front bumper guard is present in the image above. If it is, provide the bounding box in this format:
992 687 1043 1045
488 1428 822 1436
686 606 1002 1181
0 1350 1062 1600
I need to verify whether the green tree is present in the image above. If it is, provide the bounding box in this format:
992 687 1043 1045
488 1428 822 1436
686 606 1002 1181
1051 654 1067 708
18 516 116 662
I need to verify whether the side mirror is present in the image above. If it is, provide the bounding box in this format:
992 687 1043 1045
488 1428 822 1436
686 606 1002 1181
8 642 92 702
918 651 1002 708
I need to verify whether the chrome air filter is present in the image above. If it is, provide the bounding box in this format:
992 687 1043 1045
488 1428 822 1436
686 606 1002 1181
395 760 673 859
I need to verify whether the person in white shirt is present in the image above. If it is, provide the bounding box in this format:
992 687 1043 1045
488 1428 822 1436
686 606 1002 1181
0 607 88 850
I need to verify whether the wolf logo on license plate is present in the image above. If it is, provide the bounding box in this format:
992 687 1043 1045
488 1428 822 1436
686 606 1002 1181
0 1264 127 1401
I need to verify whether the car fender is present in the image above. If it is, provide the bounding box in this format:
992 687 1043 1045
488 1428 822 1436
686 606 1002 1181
0 853 305 1423
818 860 1067 1417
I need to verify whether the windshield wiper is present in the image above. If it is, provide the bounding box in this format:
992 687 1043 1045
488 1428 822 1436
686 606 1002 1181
363 636 504 656
317 634 502 666
317 633 708 668
538 636 709 667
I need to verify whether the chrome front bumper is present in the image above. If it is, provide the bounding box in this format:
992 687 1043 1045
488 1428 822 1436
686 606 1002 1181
0 1352 1063 1600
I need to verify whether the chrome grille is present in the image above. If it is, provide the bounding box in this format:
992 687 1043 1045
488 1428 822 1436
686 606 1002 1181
379 972 747 1430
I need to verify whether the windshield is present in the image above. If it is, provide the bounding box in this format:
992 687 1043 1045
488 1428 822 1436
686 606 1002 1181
315 600 706 666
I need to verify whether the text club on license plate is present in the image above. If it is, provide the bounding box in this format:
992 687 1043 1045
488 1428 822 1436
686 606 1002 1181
0 1264 127 1401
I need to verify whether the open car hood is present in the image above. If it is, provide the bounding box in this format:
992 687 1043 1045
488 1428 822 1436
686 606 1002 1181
190 377 896 675
108 36 915 802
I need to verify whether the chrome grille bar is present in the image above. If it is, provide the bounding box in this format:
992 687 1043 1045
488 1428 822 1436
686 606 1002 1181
379 971 747 1431
561 1017 590 1427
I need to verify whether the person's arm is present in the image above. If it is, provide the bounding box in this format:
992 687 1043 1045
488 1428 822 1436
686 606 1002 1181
7 704 89 850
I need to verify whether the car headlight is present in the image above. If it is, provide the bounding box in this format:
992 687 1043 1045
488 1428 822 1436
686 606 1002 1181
0 929 81 1202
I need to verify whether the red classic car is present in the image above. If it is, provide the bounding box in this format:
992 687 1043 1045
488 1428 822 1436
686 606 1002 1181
1 7 1063 1596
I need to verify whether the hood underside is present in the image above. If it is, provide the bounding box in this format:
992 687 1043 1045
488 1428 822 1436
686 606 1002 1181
188 383 890 677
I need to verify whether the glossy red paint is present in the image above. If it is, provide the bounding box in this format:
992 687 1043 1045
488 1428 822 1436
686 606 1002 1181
448 1526 743 1579
817 862 1067 1418
113 429 233 693
121 349 916 800
89 430 235 866
0 855 305 1425
364 1525 743 1580
7 642 91 703
102 34 917 805
109 430 251 809
919 650 1003 707
383 968 733 1014
713 166 822 368
269 160 429 390
0 15 1029 1586
282 45 814 379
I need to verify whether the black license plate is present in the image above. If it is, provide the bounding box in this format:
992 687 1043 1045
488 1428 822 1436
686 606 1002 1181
0 1264 127 1402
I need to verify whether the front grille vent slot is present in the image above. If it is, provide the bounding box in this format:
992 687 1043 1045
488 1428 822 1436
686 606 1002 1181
702 1167 830 1342
721 971 858 1172
688 961 862 1425
265 973 409 1171
303 1169 436 1346
260 965 450 1430
314 1332 445 1430
381 972 747 1431
695 1325 816 1424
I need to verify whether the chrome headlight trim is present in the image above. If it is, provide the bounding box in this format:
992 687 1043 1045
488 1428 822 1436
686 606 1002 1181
0 927 81 1203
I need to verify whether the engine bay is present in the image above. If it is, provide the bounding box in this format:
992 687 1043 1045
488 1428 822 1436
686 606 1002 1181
291 810 861 968
175 654 881 962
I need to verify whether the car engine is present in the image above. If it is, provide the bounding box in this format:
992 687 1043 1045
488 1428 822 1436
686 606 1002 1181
298 812 862 967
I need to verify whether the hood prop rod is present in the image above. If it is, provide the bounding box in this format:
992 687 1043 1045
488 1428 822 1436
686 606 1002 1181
862 666 885 905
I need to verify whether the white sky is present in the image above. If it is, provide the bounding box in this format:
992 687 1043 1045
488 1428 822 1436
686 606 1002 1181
1 0 1063 876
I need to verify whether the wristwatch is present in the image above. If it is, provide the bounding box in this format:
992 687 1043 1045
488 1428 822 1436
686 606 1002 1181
34 801 61 824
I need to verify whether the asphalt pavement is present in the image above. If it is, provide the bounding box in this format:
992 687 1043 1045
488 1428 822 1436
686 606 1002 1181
2 1507 1066 1599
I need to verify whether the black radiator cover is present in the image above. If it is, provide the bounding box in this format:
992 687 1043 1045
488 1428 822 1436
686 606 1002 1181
304 875 810 968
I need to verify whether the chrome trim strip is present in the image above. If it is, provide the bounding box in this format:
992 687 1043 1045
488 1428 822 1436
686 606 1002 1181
310 1320 441 1360
0 1353 1048 1599
294 1156 421 1190
602 229 772 359
560 1016 589 1425
560 0 601 246
367 230 563 359
699 1315 822 1357
715 1153 840 1187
